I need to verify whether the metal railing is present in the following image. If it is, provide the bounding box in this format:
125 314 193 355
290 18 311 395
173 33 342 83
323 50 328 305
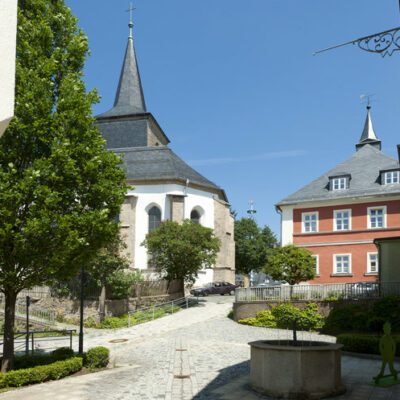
0 330 76 355
0 299 55 326
128 296 198 328
235 281 400 302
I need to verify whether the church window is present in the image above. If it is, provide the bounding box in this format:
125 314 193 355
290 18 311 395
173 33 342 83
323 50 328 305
148 206 161 232
191 209 201 225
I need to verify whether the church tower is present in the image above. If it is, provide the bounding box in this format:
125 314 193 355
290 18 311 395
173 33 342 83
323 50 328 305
95 11 235 284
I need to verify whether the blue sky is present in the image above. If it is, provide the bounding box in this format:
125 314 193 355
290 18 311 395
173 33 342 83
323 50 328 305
66 0 400 238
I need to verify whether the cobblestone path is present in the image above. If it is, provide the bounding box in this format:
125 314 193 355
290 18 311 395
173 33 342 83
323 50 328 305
0 297 399 400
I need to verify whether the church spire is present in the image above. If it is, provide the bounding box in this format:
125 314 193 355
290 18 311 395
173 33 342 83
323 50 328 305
356 105 381 151
97 5 146 119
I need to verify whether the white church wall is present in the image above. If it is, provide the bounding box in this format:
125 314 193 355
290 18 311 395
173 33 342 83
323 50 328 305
129 184 216 272
0 0 18 137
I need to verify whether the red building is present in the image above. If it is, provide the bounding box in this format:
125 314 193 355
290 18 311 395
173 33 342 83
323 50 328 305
276 107 400 284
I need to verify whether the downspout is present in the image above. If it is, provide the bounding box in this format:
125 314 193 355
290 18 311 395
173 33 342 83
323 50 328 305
275 205 282 245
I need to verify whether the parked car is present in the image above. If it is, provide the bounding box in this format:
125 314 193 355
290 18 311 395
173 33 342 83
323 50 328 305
190 282 239 296
348 282 378 298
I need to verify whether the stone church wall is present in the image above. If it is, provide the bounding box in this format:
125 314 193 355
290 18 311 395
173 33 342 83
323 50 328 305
213 198 235 283
120 195 137 266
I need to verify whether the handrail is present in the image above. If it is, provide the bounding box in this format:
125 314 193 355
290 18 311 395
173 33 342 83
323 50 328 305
127 296 198 328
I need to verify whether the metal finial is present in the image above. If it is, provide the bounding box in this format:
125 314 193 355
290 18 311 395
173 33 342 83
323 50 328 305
126 2 135 39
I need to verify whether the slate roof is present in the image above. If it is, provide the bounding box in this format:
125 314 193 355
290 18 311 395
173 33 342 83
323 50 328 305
114 146 227 199
276 144 400 207
97 36 146 119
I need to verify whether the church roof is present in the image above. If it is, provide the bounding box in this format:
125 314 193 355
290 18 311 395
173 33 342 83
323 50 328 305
114 146 228 200
97 35 146 119
276 144 400 207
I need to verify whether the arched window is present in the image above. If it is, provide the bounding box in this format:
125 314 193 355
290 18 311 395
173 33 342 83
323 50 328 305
191 209 201 225
148 206 161 232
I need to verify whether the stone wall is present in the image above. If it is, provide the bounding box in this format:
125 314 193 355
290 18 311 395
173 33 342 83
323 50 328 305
120 195 137 265
36 292 183 324
168 194 185 223
233 299 376 321
213 198 235 283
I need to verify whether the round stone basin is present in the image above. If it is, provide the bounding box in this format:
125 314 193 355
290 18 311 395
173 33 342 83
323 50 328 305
249 340 346 399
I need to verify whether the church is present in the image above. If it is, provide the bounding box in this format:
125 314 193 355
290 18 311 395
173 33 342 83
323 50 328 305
95 18 235 285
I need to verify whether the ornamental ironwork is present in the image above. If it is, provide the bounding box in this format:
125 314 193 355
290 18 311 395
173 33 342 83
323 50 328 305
314 26 400 57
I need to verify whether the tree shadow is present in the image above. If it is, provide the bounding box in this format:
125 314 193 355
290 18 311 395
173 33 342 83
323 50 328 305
192 360 267 400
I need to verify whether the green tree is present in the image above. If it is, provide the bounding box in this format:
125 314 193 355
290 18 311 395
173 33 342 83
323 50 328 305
86 237 141 321
142 220 220 296
0 0 128 371
234 218 277 278
263 245 316 297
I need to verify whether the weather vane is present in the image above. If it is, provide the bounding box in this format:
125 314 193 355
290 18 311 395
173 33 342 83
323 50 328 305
314 1 400 57
247 200 257 219
126 2 135 38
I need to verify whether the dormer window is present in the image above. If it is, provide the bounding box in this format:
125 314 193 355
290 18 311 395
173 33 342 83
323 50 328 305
381 169 400 185
329 174 350 191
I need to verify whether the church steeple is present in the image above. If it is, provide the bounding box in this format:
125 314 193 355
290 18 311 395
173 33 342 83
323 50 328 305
356 105 381 151
97 7 146 119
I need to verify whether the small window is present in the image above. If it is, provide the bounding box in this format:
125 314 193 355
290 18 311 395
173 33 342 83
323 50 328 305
334 254 351 274
311 255 319 276
367 206 386 229
367 253 378 274
334 209 351 231
302 212 318 233
190 209 201 225
383 171 399 185
148 206 161 233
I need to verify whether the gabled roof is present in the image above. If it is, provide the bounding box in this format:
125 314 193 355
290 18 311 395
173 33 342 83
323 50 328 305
276 144 400 207
114 146 228 201
97 36 146 119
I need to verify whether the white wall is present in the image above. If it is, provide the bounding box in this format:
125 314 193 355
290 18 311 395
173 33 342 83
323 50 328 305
129 184 216 271
0 0 18 136
281 206 294 246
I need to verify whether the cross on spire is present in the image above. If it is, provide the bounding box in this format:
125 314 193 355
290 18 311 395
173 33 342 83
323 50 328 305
126 2 135 39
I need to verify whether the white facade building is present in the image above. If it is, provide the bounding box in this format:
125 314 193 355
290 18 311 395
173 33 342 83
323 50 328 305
0 0 18 136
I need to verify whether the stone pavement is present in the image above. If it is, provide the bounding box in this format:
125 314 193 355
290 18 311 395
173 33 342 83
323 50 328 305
1 296 399 400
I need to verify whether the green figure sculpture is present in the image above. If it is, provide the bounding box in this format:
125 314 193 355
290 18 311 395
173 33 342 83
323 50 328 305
373 322 398 385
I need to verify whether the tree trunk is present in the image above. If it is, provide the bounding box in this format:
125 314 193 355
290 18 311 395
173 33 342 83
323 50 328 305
179 278 185 298
1 290 17 372
99 285 106 323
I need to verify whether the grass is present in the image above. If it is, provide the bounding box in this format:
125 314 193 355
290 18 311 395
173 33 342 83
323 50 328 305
93 304 182 329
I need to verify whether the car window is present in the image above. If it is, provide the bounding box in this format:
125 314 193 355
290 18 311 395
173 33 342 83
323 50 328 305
215 282 221 287
205 283 213 287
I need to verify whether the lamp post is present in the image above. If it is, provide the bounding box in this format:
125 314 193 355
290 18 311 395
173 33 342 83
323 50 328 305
79 266 85 354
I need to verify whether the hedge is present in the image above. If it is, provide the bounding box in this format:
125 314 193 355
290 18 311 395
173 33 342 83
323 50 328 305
337 334 400 356
0 357 82 388
86 347 109 370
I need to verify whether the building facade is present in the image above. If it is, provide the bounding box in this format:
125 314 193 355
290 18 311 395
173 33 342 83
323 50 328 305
276 107 400 284
0 0 18 136
96 21 235 285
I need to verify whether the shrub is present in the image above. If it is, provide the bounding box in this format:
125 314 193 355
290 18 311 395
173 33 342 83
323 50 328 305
337 334 400 356
227 310 234 320
238 303 323 330
323 304 365 332
106 270 142 299
97 316 127 329
51 347 74 361
0 357 82 388
86 347 109 370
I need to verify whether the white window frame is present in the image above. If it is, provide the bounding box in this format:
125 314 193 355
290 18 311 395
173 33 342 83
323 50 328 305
301 212 319 233
383 171 400 185
331 177 347 191
333 254 352 274
367 206 387 229
333 209 352 231
367 252 379 274
311 254 319 276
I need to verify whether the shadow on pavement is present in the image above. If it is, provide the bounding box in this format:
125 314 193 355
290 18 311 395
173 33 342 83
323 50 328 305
192 360 267 400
